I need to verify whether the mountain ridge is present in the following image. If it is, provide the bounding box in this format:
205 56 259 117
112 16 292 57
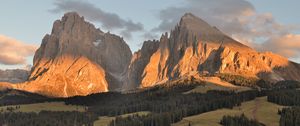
0 12 299 97
128 13 300 89
13 12 132 97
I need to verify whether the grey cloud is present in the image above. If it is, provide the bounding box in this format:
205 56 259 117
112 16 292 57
154 0 256 33
142 32 159 40
120 20 144 38
50 0 144 39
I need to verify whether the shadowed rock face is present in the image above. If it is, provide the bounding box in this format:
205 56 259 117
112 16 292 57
16 12 132 97
124 40 160 90
125 13 300 88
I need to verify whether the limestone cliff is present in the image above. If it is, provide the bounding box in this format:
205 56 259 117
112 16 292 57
14 12 132 97
3 12 300 96
124 40 159 90
126 13 300 88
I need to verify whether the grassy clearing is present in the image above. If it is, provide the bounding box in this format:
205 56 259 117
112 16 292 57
172 97 285 126
184 82 250 94
93 111 150 126
0 102 86 113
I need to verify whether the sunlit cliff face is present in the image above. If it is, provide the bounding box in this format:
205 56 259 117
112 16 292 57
131 13 299 88
13 12 132 97
1 12 300 97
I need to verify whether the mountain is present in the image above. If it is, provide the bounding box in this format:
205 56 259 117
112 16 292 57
124 40 160 90
13 12 132 97
0 69 29 83
1 12 300 97
125 13 300 89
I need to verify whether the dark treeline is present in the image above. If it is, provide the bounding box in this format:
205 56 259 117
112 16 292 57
0 79 298 126
0 83 261 126
217 73 300 90
67 84 260 115
109 113 172 126
279 107 300 126
216 73 259 87
106 90 259 126
0 111 97 126
220 114 264 126
266 81 300 126
267 90 300 106
256 80 300 90
61 82 262 126
0 89 48 106
271 80 300 90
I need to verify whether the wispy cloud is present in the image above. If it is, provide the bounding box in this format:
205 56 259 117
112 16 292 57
257 34 300 58
49 0 144 39
0 34 37 65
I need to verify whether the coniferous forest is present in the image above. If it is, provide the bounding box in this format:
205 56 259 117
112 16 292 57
220 114 264 126
0 79 299 126
0 111 97 126
278 107 300 126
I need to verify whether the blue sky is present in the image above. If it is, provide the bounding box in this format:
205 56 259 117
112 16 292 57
0 0 300 69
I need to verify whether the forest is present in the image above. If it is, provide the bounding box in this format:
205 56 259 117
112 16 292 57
267 87 300 126
219 114 264 126
0 79 299 126
278 107 300 126
0 111 97 126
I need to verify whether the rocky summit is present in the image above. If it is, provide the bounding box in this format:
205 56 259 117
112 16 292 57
125 13 300 89
13 12 132 97
2 12 300 97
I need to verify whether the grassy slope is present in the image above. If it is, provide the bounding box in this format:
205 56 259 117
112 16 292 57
184 77 251 94
172 97 285 126
93 111 150 126
0 102 86 113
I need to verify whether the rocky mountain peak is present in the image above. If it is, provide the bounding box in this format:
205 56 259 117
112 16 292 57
175 13 252 51
3 12 299 97
179 13 222 36
62 12 82 20
132 13 300 88
17 12 132 97
52 12 91 35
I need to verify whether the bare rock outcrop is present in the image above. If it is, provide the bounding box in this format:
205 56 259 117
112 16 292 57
14 12 132 97
124 40 159 90
3 12 300 96
126 13 300 88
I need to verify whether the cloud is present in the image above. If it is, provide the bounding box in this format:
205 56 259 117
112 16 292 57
258 34 300 58
153 0 256 34
142 32 159 40
0 35 37 65
152 0 300 60
50 0 144 39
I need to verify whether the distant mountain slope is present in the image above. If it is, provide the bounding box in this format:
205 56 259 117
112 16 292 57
0 69 29 83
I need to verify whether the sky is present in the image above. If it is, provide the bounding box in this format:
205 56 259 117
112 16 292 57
0 0 300 70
